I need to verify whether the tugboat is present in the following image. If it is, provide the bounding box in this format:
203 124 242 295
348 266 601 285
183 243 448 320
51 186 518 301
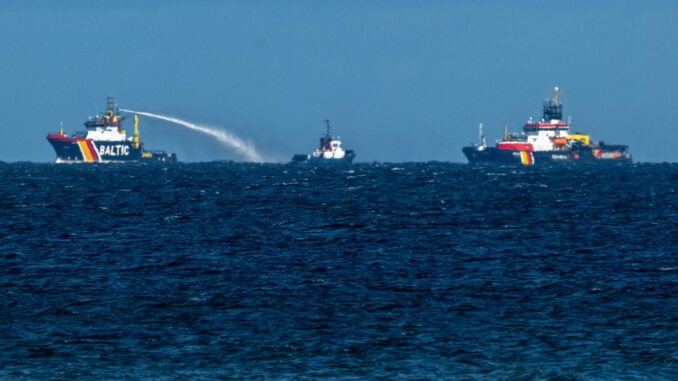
292 120 355 165
463 87 631 165
47 97 177 163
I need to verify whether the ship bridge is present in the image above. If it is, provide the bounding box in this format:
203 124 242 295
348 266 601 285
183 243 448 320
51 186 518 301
520 87 571 151
84 96 128 142
523 87 569 133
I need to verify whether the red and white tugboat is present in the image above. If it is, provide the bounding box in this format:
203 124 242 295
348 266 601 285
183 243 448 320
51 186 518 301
463 87 631 165
292 120 355 165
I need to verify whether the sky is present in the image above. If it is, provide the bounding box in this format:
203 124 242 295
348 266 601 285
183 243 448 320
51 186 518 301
0 0 676 163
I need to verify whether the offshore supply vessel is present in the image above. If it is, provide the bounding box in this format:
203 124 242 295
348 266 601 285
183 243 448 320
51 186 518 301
47 97 176 163
292 120 355 165
463 87 631 165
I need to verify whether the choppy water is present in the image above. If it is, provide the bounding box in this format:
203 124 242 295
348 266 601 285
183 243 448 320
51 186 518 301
1 162 676 380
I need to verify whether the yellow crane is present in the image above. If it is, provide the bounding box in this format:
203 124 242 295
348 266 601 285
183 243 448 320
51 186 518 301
568 134 590 146
133 114 140 149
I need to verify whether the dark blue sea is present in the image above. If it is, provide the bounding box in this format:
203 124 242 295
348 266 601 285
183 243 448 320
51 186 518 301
1 162 676 380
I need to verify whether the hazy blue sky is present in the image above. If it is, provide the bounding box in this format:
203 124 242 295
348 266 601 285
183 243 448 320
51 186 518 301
1 0 676 162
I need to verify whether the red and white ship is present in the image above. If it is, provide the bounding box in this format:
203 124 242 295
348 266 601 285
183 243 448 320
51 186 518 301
463 87 632 165
47 97 176 163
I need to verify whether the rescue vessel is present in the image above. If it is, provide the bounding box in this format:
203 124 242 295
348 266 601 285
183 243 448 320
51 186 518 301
47 97 177 163
292 120 355 165
463 87 631 165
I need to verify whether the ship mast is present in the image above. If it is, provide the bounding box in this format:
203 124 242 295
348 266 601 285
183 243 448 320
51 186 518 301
107 96 116 113
325 119 331 136
478 122 486 147
543 86 563 121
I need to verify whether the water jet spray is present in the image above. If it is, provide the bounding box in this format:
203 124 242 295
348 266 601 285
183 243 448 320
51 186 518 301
120 109 264 162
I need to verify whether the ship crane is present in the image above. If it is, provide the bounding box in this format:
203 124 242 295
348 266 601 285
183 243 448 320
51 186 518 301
133 114 140 149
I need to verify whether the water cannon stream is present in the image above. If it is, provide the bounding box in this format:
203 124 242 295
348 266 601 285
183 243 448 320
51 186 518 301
120 109 264 162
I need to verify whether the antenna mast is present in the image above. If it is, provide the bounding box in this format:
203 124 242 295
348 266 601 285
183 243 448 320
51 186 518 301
543 86 563 121
107 96 116 113
478 122 486 147
324 119 331 136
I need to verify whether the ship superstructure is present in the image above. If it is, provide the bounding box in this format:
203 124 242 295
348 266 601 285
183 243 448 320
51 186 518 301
292 120 355 164
47 97 176 163
463 87 631 165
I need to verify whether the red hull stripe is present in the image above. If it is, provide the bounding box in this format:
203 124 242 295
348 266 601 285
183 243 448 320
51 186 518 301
497 142 534 152
85 140 99 161
47 134 70 141
47 135 87 143
47 135 100 161
524 123 569 129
